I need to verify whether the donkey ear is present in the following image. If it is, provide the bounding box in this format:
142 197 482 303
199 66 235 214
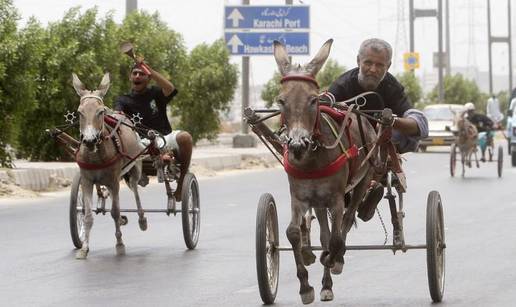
273 40 291 76
72 73 87 96
97 72 111 98
305 39 333 77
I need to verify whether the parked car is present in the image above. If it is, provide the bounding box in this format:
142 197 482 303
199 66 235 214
419 104 465 151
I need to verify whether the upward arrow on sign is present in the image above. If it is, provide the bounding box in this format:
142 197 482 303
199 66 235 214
227 34 243 53
227 8 244 27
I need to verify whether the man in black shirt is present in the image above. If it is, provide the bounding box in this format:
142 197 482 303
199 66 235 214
115 59 192 201
327 38 428 222
464 102 494 162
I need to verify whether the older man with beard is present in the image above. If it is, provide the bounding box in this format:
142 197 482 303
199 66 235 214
327 38 428 222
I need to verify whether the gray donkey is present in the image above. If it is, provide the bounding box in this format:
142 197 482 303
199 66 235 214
273 40 378 304
72 73 147 259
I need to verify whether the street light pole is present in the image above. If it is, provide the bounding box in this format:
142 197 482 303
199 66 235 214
126 0 137 15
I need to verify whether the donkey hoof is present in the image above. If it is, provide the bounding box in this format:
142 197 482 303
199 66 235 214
320 289 334 301
302 246 316 266
120 215 128 226
75 248 89 260
331 260 344 275
116 243 126 256
139 217 148 231
300 287 315 305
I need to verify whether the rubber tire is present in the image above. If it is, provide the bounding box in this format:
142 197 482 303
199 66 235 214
512 149 516 167
256 193 280 305
449 143 456 177
181 173 200 250
498 146 503 178
69 173 83 249
419 145 427 152
426 191 446 303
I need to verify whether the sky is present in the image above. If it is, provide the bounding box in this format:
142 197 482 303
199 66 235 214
12 0 515 93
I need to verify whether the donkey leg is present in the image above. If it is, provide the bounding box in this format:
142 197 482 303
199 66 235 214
128 165 147 231
287 205 314 305
109 185 125 255
300 209 316 266
313 208 333 300
76 181 94 260
320 196 344 270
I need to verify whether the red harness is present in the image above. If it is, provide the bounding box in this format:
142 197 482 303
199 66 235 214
282 104 359 179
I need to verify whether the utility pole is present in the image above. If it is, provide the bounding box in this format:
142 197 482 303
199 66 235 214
126 0 137 15
241 0 250 135
487 0 513 95
445 0 451 76
409 0 444 102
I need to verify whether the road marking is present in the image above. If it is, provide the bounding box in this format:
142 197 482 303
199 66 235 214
234 285 258 294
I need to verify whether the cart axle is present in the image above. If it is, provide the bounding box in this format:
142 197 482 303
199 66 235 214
275 243 435 252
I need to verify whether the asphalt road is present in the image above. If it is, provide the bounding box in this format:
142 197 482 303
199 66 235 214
1 146 516 307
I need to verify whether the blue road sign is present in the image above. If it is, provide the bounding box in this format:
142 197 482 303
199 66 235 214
224 32 309 56
224 6 309 30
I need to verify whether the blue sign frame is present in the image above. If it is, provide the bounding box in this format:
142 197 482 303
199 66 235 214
224 32 309 55
224 6 310 30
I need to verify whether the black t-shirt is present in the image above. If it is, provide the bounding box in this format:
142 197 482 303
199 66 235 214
328 67 412 117
468 113 494 132
114 86 178 134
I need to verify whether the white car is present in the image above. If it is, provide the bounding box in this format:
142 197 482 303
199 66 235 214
419 104 465 151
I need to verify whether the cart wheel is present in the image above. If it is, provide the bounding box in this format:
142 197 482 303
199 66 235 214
256 193 280 305
69 173 84 249
426 191 446 303
497 145 503 178
449 143 457 177
181 173 200 250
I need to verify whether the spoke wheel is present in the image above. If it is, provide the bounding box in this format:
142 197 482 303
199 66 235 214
256 193 280 305
497 145 503 178
69 173 85 249
426 191 446 303
450 143 457 177
181 173 200 249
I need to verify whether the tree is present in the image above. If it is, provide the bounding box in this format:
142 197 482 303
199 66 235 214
395 72 422 107
316 58 345 91
261 58 345 107
16 7 121 161
177 39 238 143
0 0 20 167
428 73 483 107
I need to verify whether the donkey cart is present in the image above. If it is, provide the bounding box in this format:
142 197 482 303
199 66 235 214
449 132 503 178
47 114 200 252
246 104 446 304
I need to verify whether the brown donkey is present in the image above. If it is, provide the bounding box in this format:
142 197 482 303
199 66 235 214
273 40 378 304
72 73 146 259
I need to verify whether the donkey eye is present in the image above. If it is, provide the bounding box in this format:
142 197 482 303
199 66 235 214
96 109 105 116
276 97 285 106
309 96 318 105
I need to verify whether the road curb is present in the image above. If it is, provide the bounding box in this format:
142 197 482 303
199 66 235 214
0 150 276 192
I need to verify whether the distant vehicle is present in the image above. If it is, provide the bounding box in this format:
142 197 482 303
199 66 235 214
506 114 516 165
419 104 465 152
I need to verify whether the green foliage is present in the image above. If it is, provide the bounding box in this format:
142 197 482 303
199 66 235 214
395 72 422 108
1 8 237 163
316 58 345 91
428 74 483 107
261 71 281 107
261 58 344 107
0 0 20 167
177 39 238 142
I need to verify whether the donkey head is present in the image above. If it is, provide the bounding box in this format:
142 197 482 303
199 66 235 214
72 73 111 150
273 39 333 161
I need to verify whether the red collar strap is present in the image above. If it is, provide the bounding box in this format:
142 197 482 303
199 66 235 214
283 144 359 179
280 74 320 89
75 151 122 170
